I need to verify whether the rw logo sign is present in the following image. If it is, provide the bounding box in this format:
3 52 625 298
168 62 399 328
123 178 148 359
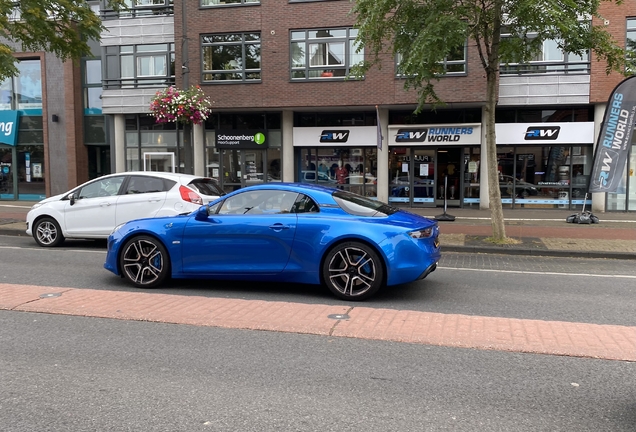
395 129 428 142
524 126 561 140
320 130 350 143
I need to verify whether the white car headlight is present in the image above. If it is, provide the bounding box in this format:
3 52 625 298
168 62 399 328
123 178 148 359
30 203 43 210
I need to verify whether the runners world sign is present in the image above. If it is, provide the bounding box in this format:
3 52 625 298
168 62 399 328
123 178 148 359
589 75 636 193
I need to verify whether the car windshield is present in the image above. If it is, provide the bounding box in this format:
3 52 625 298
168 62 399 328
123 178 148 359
332 191 398 217
188 178 224 196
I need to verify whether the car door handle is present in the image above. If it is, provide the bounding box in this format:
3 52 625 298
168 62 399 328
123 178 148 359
269 223 290 231
100 202 111 207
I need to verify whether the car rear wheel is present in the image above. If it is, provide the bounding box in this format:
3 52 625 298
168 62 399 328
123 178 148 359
120 236 170 288
322 242 384 301
33 217 64 247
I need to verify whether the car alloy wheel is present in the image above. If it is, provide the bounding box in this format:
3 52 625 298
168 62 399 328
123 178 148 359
33 217 64 247
120 236 169 288
322 242 383 300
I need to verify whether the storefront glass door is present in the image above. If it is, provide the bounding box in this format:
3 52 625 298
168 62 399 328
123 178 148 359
436 148 461 207
0 146 14 199
388 147 436 208
220 149 267 193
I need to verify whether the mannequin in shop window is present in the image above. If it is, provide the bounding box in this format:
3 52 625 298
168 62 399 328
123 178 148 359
335 161 348 189
318 161 329 177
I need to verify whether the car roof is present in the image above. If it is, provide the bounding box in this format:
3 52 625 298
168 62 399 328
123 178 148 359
229 182 337 203
101 171 213 181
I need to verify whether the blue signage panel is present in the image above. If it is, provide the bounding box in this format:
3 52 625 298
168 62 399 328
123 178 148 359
0 110 19 146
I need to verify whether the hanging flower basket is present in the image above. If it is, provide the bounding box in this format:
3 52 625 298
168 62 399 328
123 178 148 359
149 85 212 125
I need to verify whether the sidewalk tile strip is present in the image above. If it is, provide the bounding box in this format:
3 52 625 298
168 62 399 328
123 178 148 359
1 283 634 362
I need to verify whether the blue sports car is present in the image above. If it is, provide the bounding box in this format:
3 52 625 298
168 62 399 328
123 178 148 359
104 183 441 301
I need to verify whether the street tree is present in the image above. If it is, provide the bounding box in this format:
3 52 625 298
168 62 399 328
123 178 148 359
350 0 630 242
0 0 123 80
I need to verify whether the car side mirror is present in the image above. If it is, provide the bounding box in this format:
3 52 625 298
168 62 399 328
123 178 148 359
194 205 209 221
68 192 76 206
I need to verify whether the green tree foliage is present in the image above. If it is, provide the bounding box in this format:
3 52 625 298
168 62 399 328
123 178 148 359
351 0 631 241
0 0 123 79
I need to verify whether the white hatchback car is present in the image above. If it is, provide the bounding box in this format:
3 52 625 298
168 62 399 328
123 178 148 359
26 171 224 247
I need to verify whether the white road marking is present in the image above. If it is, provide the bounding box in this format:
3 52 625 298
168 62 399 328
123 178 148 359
0 245 105 254
438 266 636 279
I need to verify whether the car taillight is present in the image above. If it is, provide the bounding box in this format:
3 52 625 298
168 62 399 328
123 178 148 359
179 185 203 205
408 227 434 239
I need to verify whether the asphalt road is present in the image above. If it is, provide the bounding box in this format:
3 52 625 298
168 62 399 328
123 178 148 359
2 234 635 431
1 235 634 326
2 310 634 432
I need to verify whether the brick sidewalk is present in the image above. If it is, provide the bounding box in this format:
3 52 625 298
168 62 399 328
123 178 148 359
2 283 634 362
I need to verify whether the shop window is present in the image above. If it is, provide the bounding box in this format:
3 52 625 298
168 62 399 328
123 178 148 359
201 33 261 82
291 28 363 80
299 147 376 197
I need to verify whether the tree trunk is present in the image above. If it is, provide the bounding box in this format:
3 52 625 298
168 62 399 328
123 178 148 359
482 0 507 242
485 73 506 240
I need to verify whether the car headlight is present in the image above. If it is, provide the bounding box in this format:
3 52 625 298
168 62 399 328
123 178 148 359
110 223 126 235
30 203 43 210
408 227 434 239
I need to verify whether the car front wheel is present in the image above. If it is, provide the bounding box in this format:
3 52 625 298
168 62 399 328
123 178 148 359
120 236 170 288
33 217 64 247
322 242 384 301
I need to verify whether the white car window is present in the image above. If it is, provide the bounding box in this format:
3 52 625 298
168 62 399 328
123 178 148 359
125 176 173 194
78 176 125 199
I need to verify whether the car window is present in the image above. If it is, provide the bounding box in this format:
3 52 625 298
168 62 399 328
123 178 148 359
125 176 173 194
296 194 319 213
332 191 398 217
217 190 297 215
78 176 125 199
188 178 224 196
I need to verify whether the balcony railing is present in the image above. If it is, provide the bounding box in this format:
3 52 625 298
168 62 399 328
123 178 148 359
101 4 174 20
103 76 175 90
500 61 590 75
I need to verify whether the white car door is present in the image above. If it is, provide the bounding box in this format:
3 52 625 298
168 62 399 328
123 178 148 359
115 175 170 226
64 176 126 237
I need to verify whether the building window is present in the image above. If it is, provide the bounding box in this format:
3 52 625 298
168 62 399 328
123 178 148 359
201 0 258 7
500 29 590 75
396 43 467 76
201 33 261 82
83 59 102 115
290 28 363 80
626 18 636 72
104 44 175 89
100 0 173 19
0 59 42 111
